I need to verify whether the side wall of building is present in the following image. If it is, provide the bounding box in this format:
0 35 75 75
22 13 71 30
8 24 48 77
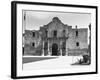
24 30 42 55
66 28 88 50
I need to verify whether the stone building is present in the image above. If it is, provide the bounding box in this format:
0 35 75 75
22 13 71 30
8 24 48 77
23 17 88 56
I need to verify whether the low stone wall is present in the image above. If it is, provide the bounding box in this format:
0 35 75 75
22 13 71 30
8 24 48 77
68 48 89 56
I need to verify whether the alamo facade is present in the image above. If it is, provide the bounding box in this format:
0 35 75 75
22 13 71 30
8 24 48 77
23 17 89 56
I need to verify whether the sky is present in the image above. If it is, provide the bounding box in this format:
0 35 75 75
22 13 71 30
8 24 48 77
23 10 91 31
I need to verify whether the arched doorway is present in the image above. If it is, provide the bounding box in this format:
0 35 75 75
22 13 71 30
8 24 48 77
52 43 58 56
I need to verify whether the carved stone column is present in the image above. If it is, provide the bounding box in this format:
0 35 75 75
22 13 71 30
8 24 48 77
42 41 44 56
60 41 62 56
48 41 50 56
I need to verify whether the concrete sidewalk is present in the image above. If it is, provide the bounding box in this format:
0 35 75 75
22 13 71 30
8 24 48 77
23 56 79 70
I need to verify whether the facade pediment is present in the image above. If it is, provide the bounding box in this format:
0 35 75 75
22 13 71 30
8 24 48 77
42 17 69 30
39 17 71 38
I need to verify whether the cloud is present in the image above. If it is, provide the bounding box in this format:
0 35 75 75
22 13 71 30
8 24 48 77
25 10 91 30
27 11 51 20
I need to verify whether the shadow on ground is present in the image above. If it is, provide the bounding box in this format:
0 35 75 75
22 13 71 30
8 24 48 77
23 57 58 64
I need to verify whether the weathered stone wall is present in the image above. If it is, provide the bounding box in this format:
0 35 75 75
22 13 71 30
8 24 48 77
24 30 42 55
66 28 88 50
